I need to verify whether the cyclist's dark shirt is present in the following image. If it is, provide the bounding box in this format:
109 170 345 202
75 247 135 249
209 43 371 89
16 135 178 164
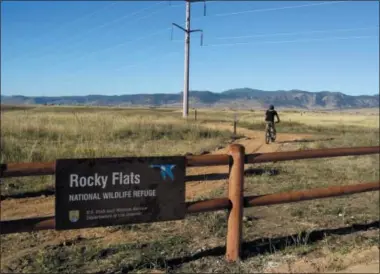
265 109 278 122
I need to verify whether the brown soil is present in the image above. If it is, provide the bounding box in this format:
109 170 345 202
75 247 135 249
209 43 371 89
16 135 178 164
263 245 379 273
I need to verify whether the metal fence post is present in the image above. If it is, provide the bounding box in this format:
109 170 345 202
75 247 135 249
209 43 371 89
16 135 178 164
226 144 245 262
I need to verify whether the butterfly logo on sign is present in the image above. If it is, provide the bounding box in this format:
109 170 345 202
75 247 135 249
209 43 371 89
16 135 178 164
69 210 80 222
149 164 176 181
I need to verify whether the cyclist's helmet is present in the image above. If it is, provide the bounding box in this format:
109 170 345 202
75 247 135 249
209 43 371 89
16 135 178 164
269 104 274 110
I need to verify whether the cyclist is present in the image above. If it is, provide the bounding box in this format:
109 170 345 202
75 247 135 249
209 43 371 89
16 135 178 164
265 104 280 140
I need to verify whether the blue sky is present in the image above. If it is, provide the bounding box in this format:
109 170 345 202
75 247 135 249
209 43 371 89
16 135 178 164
1 0 379 96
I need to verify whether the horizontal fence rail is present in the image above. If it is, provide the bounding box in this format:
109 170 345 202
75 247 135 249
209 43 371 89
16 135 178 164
1 146 379 178
245 146 380 164
0 144 379 262
1 181 378 235
244 181 380 207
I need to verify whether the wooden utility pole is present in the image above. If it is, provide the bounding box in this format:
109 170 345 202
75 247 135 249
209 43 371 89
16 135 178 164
172 0 205 118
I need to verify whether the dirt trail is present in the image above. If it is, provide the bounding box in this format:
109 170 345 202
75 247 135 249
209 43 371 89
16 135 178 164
185 122 312 199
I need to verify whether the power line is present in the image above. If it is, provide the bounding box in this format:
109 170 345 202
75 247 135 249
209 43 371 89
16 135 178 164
61 2 179 53
62 48 181 83
63 2 170 49
203 35 377 48
38 26 173 68
72 27 172 60
60 2 118 27
191 0 349 20
50 2 118 31
4 1 170 64
215 1 348 17
85 1 167 34
18 1 202 82
56 7 176 61
208 26 379 41
61 39 179 78
170 26 378 44
69 39 174 76
3 2 118 53
113 50 182 72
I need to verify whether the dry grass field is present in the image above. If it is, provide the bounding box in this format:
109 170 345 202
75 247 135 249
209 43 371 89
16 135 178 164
0 104 379 273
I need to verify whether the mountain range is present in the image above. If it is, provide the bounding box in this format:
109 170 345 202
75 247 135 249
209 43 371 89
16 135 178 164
1 88 379 109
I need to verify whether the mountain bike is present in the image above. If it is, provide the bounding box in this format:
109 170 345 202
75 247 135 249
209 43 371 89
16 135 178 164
265 121 277 144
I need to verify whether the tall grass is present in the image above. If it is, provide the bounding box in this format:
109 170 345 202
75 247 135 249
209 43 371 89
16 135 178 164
1 111 232 162
0 109 233 196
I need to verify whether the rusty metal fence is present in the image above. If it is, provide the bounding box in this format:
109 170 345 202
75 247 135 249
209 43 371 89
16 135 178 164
1 145 379 262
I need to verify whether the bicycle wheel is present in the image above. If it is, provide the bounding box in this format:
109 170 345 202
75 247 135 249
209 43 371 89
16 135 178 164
271 128 276 142
265 127 270 144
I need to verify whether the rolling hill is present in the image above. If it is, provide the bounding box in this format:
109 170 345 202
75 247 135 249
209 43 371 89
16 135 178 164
1 88 379 109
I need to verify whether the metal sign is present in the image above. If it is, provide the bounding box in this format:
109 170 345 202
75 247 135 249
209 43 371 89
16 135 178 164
55 156 186 230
